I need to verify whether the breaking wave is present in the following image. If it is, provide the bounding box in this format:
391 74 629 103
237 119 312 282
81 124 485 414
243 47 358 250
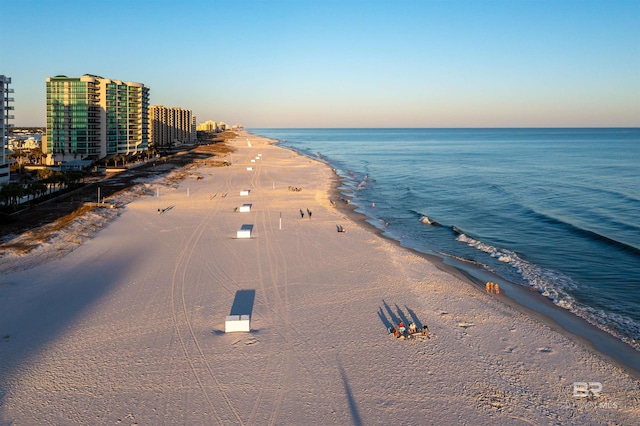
419 216 440 226
455 232 640 351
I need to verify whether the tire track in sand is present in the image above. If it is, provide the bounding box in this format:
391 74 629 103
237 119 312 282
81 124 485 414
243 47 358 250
263 208 346 424
248 162 343 425
234 159 288 425
170 207 244 425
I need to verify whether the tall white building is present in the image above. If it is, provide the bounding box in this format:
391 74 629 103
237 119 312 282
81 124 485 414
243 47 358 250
149 105 196 149
0 75 13 184
45 74 149 164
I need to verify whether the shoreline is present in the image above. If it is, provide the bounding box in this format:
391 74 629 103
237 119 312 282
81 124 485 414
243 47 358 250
267 132 640 379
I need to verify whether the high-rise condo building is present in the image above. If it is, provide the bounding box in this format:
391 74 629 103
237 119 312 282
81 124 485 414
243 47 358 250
0 75 13 184
45 74 149 164
149 105 196 149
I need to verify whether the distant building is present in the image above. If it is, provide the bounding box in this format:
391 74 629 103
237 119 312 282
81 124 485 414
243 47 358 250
45 74 150 165
0 75 13 184
7 135 42 151
196 120 218 132
149 106 196 149
195 120 238 132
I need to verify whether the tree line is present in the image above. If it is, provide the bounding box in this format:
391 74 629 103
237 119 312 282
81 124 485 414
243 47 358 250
0 169 87 211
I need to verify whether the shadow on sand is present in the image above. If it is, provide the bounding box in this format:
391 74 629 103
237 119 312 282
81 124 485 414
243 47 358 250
230 289 255 317
337 357 362 426
378 300 426 332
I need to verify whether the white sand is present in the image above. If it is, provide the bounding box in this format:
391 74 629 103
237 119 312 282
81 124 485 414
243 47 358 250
1 132 638 425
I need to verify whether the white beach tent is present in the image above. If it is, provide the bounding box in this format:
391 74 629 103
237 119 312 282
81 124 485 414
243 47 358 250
236 224 253 239
225 315 251 332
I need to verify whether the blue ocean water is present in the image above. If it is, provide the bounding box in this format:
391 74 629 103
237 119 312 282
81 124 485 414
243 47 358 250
252 128 640 351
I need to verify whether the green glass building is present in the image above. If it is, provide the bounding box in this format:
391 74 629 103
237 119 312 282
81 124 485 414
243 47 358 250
45 74 149 164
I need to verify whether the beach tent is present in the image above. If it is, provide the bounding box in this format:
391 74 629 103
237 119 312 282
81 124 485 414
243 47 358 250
237 224 253 239
225 315 251 332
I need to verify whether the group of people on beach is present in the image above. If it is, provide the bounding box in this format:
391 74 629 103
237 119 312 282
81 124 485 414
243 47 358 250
300 208 312 219
209 192 228 200
389 321 430 339
288 186 302 192
486 281 500 294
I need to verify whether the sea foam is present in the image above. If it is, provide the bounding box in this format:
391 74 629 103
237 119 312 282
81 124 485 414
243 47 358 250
455 232 640 351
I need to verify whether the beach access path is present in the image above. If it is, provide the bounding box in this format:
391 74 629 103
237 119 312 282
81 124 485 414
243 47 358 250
0 131 638 425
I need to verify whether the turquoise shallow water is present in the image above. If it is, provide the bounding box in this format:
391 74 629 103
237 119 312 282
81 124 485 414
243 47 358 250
252 128 640 351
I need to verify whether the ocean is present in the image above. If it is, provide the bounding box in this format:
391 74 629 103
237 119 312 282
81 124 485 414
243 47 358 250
251 128 640 352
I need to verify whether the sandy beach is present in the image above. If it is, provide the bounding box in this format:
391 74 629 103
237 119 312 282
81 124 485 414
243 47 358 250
1 131 638 425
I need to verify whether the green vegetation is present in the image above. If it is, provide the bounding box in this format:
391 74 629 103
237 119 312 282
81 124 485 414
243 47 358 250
0 169 88 212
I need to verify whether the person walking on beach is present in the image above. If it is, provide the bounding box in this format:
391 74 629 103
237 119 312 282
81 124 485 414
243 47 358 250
300 209 304 218
308 210 312 219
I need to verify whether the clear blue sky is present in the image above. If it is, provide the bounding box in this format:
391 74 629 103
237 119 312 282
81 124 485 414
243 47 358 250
3 0 639 127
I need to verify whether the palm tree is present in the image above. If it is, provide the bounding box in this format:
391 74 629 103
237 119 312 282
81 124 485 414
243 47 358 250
0 183 10 207
11 183 25 207
25 182 37 202
66 171 86 188
53 171 68 190
31 148 45 165
0 183 25 209
31 182 48 199
37 168 53 181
